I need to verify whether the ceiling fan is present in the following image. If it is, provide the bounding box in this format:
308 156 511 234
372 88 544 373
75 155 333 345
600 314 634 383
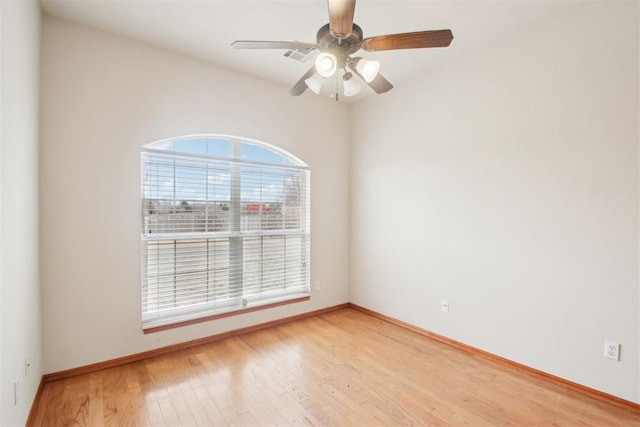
231 0 453 99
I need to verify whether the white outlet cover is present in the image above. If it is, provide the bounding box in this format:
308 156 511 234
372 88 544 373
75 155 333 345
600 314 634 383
604 341 620 361
441 299 449 313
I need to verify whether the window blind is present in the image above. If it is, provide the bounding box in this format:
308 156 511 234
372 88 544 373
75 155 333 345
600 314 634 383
141 137 310 328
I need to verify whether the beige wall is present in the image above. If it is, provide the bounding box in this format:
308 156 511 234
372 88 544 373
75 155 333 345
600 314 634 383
1 0 42 425
39 16 350 373
350 2 640 402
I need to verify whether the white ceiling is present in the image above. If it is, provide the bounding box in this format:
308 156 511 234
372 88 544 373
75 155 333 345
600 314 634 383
40 0 586 101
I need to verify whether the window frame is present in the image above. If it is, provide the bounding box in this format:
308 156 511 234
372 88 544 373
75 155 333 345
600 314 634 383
140 134 311 332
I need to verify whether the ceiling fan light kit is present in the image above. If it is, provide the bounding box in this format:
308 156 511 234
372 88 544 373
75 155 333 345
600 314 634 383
231 0 453 100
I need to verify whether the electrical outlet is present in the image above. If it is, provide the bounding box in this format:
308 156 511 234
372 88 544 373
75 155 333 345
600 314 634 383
441 299 449 313
314 281 321 291
604 341 620 361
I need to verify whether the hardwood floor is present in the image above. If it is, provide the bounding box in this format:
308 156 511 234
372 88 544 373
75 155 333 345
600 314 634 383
31 308 640 426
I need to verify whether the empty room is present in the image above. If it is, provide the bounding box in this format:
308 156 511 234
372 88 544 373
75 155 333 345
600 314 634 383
2 0 640 425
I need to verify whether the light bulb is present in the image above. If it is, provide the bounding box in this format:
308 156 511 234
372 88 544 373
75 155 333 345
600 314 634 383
305 73 324 94
342 72 361 97
315 52 337 77
355 58 380 83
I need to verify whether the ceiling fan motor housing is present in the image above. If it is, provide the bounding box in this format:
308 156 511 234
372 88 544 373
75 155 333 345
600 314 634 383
316 23 363 67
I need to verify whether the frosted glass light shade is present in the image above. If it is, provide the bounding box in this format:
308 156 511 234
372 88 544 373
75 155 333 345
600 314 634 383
305 73 324 94
315 52 337 77
342 72 361 97
355 58 380 83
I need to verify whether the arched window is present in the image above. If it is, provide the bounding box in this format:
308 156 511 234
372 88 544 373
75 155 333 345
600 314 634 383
141 135 310 330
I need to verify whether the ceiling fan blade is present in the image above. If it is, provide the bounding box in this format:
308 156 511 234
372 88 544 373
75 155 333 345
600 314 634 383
362 29 453 51
365 73 394 94
327 0 356 39
232 40 318 50
350 66 393 94
290 66 317 96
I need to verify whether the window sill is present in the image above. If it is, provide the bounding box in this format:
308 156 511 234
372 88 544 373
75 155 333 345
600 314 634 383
143 294 311 334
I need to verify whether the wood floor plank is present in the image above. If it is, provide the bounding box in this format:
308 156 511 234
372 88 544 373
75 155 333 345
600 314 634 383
30 308 640 426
